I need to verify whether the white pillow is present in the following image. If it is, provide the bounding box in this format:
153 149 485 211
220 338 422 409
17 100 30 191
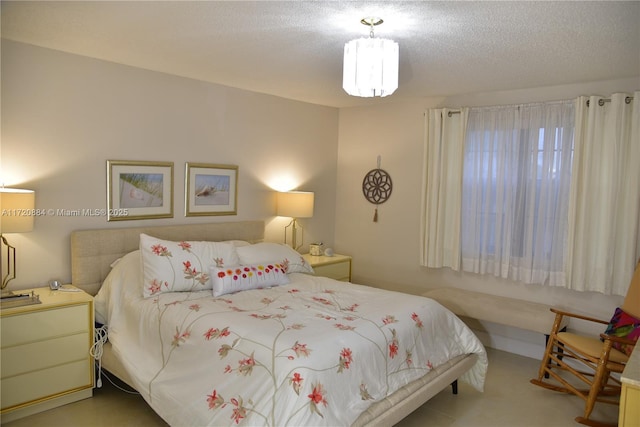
236 242 314 274
95 250 142 325
140 233 240 298
210 263 290 297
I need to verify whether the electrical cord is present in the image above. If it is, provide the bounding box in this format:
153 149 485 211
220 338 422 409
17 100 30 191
90 325 108 388
94 364 140 395
90 324 140 395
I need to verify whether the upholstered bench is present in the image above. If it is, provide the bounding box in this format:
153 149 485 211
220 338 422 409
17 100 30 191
422 288 569 338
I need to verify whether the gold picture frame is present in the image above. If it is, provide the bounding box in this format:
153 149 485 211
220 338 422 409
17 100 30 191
107 160 174 221
185 163 238 216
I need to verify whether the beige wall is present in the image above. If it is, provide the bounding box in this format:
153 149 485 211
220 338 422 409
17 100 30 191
335 77 639 352
1 40 338 289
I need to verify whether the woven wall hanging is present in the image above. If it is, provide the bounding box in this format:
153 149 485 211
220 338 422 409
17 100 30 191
362 156 392 222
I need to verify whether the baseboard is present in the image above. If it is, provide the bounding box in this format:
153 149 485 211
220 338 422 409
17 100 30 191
473 328 546 360
460 317 547 360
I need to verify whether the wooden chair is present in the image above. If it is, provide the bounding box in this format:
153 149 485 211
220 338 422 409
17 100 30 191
531 261 640 427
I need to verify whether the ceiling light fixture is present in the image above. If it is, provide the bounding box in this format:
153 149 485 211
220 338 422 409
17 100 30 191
343 17 399 98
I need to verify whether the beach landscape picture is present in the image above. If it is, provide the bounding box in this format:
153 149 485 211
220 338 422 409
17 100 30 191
119 173 164 208
194 173 230 206
107 160 174 221
185 163 237 216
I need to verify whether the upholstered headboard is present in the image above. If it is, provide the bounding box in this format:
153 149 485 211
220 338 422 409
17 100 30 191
70 220 264 295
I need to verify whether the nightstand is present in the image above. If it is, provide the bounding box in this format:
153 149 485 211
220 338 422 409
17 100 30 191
303 253 352 282
0 286 94 422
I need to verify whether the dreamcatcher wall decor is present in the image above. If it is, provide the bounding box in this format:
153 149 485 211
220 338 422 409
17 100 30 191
362 156 393 222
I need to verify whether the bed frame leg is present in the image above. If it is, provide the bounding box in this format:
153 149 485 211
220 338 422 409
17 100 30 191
451 380 458 395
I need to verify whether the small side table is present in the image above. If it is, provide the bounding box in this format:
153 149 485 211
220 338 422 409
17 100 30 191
302 253 352 282
0 286 94 422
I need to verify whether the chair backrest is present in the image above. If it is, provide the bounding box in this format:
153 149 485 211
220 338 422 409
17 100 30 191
622 260 640 319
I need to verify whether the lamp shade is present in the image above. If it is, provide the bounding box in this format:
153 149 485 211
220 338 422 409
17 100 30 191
343 37 399 98
0 189 35 233
277 191 314 218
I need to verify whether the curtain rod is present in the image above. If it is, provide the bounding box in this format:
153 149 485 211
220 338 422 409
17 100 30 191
443 96 634 116
587 96 634 107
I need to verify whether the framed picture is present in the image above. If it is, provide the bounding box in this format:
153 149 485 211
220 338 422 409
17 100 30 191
107 160 174 221
185 163 238 216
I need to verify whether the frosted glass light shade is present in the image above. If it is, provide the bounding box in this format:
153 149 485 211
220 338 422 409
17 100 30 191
276 191 314 218
343 37 399 98
0 189 35 233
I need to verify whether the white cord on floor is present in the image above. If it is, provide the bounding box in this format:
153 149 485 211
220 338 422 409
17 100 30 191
97 367 140 395
90 325 140 395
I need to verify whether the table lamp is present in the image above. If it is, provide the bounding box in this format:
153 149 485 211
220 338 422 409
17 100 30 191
276 191 314 250
1 188 35 293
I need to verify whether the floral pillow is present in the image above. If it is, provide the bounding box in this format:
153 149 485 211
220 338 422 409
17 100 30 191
140 234 240 298
236 242 314 274
210 263 290 297
604 307 640 356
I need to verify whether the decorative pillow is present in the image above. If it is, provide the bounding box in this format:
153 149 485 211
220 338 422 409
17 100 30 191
236 242 314 274
603 307 640 356
140 234 240 298
210 263 290 297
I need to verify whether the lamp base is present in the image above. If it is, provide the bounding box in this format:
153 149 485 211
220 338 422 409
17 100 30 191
1 234 17 290
284 218 304 251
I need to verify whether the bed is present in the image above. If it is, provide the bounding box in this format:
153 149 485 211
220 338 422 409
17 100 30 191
71 220 487 426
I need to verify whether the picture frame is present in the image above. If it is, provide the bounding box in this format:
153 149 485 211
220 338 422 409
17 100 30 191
185 163 238 216
107 160 174 221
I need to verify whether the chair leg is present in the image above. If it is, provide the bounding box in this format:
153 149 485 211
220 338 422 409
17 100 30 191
544 334 550 378
538 332 558 381
543 325 566 379
451 380 458 395
576 340 616 426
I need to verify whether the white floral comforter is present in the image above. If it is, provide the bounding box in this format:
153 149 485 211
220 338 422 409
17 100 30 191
96 257 487 427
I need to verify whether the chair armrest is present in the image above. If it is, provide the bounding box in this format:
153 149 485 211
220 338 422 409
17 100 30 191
550 308 609 325
600 333 637 347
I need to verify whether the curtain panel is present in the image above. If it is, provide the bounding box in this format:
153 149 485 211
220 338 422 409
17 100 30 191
566 92 640 295
420 108 468 269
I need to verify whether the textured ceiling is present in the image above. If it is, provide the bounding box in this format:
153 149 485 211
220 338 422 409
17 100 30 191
2 1 639 108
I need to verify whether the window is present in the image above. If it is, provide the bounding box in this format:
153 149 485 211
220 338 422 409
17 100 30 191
460 101 575 285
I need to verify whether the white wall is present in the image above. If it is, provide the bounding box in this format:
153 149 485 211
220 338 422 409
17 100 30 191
1 40 339 290
335 77 639 357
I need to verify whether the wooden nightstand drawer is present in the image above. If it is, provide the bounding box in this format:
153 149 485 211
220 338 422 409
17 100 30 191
303 253 352 282
314 262 351 281
1 305 89 346
1 332 90 377
1 359 91 409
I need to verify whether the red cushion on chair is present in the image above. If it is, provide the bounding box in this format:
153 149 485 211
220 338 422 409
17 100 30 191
604 307 640 356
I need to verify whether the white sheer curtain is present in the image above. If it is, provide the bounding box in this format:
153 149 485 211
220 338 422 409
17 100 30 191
420 108 468 269
565 92 640 296
460 101 575 285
